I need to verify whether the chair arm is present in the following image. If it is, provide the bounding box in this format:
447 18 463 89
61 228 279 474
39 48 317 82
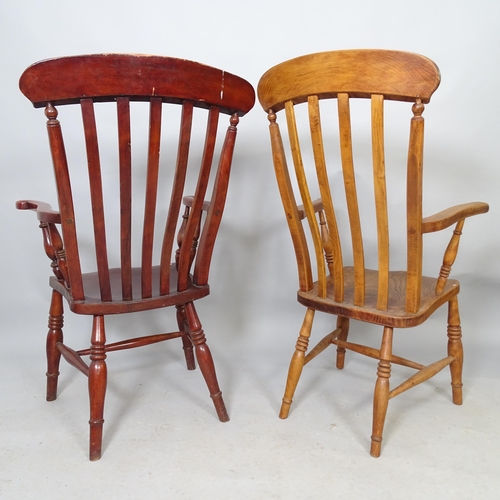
422 202 489 233
16 200 61 224
16 200 69 284
297 198 324 220
182 195 211 212
423 201 489 294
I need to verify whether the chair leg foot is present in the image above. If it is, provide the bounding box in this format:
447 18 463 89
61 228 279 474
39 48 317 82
210 387 230 423
181 334 196 371
447 296 463 405
279 398 292 419
46 290 64 401
89 419 105 461
280 309 315 419
88 316 107 461
370 436 383 458
46 374 59 402
370 326 393 458
184 302 228 422
197 342 229 422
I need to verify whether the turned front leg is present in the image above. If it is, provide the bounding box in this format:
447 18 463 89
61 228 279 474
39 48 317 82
88 315 107 461
280 308 315 419
447 296 463 405
184 302 228 422
46 290 64 401
371 326 393 458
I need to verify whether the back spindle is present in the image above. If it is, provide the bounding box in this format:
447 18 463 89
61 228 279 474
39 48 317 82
406 98 425 313
45 102 84 300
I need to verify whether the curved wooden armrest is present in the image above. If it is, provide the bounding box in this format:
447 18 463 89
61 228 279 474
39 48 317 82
16 200 61 224
297 198 324 220
182 196 211 212
422 202 489 233
17 200 68 284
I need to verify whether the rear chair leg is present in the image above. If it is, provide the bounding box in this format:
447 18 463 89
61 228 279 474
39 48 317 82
46 290 64 401
176 305 196 370
370 326 393 458
184 302 229 422
335 316 350 369
279 308 315 419
88 315 107 461
447 296 463 405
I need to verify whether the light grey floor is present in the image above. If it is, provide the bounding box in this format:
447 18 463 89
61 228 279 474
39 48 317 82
1 288 499 500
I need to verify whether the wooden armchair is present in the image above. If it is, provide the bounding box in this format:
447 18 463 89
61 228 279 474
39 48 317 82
257 50 489 457
18 54 255 460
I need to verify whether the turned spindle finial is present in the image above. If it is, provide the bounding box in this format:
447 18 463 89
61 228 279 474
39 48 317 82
230 113 239 128
267 109 277 124
412 98 424 118
45 102 58 121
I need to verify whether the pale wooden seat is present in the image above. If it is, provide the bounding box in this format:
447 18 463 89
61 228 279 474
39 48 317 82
298 267 459 328
17 54 255 460
257 49 489 457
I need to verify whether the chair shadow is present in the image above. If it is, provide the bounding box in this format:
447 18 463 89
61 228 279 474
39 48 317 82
252 346 459 453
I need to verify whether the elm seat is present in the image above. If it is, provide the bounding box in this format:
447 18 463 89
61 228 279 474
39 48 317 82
257 49 488 457
17 53 255 460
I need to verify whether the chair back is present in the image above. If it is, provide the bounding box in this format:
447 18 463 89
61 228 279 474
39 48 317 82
257 50 441 313
20 54 255 303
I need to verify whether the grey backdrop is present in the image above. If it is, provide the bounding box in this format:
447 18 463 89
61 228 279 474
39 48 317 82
1 1 498 483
